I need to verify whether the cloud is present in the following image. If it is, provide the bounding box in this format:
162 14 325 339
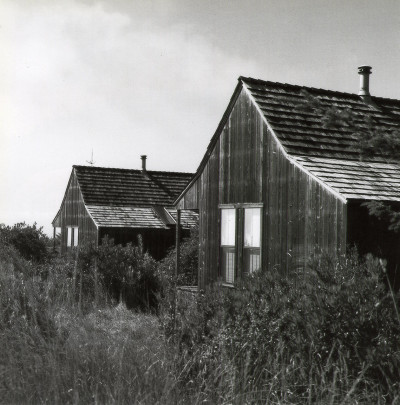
0 0 258 234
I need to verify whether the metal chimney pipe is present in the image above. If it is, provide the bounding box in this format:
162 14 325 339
141 155 147 172
358 65 372 98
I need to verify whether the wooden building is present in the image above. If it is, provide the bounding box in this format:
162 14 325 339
52 156 197 259
175 67 400 289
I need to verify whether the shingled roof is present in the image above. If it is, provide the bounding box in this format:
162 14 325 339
241 77 400 201
177 76 400 203
53 165 197 229
294 156 400 201
74 165 193 207
241 76 400 161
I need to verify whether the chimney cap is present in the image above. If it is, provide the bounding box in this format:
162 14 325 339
358 65 372 75
141 155 147 172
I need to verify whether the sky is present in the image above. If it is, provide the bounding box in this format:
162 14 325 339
1 0 400 235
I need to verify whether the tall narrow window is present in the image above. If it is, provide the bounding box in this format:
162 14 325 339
73 227 79 247
220 209 236 283
67 226 79 247
67 227 72 247
243 208 261 274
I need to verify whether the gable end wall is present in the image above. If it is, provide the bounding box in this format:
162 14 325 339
57 170 98 252
178 88 347 289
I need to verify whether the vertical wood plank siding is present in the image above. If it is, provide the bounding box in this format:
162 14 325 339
59 170 98 252
178 88 347 289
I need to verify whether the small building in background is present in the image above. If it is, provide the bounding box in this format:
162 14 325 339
52 156 197 260
175 67 400 290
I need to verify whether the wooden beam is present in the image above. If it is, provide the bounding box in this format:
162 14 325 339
175 209 181 277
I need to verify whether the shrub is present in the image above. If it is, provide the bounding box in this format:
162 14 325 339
0 242 181 404
77 236 160 311
158 226 199 286
164 251 400 403
0 222 50 263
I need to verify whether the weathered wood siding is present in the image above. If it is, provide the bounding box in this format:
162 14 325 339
263 137 347 273
176 181 199 210
58 169 98 252
178 87 347 289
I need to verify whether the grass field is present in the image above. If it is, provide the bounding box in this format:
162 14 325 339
1 240 400 404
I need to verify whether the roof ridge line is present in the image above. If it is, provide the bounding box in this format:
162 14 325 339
239 76 399 102
72 164 194 176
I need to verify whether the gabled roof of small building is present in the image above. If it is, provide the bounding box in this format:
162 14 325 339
74 165 193 207
176 75 400 203
53 165 197 228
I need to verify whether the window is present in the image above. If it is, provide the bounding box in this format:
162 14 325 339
243 208 261 274
67 227 72 247
220 205 262 283
67 226 79 247
220 209 236 283
74 227 79 246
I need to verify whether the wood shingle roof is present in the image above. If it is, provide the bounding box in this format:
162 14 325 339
294 157 400 201
74 165 193 207
176 76 400 204
86 206 170 228
64 165 198 229
241 76 400 161
240 76 400 202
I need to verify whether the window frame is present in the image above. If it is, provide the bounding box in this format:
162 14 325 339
66 226 79 247
67 227 72 247
219 203 263 284
220 208 237 284
243 207 262 274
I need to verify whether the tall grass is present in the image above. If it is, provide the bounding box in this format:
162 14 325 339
162 251 400 404
1 240 400 404
0 243 180 404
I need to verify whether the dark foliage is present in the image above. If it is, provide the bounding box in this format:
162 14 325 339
163 252 400 403
0 222 50 263
157 226 199 286
296 90 400 233
78 236 160 311
295 89 400 161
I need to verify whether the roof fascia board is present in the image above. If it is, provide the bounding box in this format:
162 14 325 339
51 207 62 226
95 224 169 229
173 80 244 205
241 82 347 204
51 168 74 225
163 207 177 224
74 168 99 228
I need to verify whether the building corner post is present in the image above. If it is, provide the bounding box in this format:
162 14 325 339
175 209 181 278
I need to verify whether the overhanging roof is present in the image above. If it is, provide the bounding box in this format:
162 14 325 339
175 76 400 204
86 206 169 228
294 157 400 201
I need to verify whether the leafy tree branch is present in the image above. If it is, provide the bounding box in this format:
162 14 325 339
295 90 400 231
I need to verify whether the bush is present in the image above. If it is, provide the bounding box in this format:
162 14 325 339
0 242 178 404
0 222 50 263
158 226 199 286
163 251 400 403
77 236 160 311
